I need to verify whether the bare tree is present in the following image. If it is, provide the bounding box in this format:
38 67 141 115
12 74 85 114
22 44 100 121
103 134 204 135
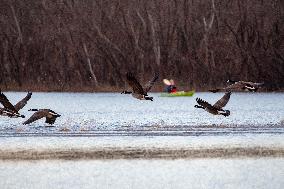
148 12 161 68
83 42 98 86
0 0 283 91
201 0 215 67
9 3 22 44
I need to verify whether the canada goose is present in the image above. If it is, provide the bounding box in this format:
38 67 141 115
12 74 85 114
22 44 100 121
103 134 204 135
121 72 159 101
0 90 32 118
23 109 61 125
0 108 25 118
209 80 264 93
194 92 231 116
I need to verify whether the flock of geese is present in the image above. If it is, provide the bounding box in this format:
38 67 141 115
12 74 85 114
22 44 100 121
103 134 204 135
0 91 61 125
0 72 264 125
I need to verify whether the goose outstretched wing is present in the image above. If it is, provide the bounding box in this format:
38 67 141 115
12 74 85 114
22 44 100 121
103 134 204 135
144 73 159 93
240 81 264 87
23 110 48 125
126 72 144 94
227 81 264 91
196 98 213 109
0 92 17 112
213 92 231 109
225 82 246 90
210 82 244 92
14 92 32 111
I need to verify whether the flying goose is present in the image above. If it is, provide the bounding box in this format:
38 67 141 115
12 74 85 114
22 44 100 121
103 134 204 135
23 109 61 125
0 90 32 118
121 72 159 101
194 92 231 116
209 80 264 93
0 108 24 118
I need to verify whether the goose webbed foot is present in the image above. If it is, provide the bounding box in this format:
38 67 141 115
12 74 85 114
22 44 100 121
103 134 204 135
145 96 153 101
121 91 132 94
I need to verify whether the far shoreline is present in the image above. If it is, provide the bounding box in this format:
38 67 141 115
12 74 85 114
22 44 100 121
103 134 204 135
1 86 283 93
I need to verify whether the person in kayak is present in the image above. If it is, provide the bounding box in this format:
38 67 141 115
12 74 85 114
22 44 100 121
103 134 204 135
163 79 177 93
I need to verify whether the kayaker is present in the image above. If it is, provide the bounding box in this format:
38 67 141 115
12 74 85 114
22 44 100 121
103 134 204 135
171 86 177 93
163 79 177 93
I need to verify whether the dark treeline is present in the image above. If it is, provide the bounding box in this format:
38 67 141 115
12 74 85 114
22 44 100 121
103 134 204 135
0 0 283 92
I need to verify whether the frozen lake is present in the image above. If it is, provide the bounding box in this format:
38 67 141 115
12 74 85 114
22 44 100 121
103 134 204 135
0 92 283 135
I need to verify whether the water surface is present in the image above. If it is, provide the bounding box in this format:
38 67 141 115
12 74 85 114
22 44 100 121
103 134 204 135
0 92 283 135
1 158 283 189
0 92 283 189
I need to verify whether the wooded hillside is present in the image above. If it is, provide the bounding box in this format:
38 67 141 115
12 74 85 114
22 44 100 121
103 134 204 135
0 0 283 91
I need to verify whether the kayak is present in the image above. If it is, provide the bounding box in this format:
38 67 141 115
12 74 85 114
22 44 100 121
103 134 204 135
160 90 195 97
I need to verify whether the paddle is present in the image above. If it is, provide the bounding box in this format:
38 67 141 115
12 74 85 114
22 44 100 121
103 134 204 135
163 79 171 86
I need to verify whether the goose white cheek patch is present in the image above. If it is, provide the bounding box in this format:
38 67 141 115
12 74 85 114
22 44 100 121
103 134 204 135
245 86 255 90
49 112 58 116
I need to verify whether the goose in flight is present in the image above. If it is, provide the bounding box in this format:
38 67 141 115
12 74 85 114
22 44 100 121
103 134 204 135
209 80 264 93
0 108 24 118
0 90 32 118
121 72 159 101
194 92 231 116
23 109 61 125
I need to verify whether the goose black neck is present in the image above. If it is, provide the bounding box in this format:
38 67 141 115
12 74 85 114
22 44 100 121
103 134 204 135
227 79 237 84
29 109 38 111
121 91 132 94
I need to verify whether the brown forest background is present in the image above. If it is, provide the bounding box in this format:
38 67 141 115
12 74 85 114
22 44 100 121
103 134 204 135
0 0 283 92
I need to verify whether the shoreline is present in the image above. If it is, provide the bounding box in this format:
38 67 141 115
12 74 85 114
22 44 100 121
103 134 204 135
1 85 283 93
